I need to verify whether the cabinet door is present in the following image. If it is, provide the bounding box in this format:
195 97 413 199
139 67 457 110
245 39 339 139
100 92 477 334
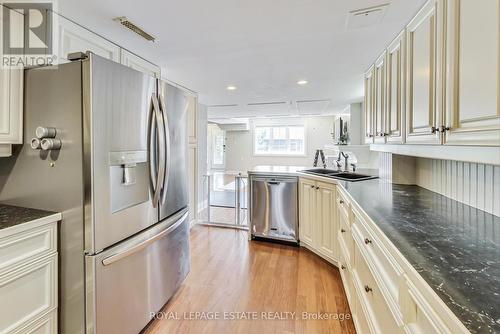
299 179 315 246
316 182 337 261
405 0 443 144
374 52 387 143
0 6 23 145
444 0 500 146
120 49 161 78
58 16 120 63
364 66 375 143
386 31 406 144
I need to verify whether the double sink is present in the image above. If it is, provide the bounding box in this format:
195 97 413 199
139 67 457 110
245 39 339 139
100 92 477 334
301 168 378 182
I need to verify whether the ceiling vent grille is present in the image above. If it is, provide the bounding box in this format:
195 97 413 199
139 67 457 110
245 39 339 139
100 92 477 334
114 17 156 42
346 3 390 29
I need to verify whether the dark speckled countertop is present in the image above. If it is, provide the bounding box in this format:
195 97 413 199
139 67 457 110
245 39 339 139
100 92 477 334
340 179 500 334
0 204 59 231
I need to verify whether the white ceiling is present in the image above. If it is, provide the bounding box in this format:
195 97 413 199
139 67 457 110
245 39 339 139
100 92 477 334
58 0 426 116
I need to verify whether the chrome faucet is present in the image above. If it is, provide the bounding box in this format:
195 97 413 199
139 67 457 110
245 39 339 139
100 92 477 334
341 152 349 172
335 152 343 171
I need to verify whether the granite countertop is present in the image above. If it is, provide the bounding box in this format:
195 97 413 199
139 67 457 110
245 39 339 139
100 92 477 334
340 179 500 334
247 165 308 175
0 204 59 231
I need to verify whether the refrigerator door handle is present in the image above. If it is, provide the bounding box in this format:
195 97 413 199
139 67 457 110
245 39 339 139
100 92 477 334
101 210 188 266
150 94 166 207
159 93 171 205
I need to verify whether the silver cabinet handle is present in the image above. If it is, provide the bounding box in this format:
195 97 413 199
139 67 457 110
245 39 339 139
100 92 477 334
158 93 171 205
102 211 188 266
151 95 166 207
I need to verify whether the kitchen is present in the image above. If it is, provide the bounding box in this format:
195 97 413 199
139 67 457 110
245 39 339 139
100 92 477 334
0 0 498 333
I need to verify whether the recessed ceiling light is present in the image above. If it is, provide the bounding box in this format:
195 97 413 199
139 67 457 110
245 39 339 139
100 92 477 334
227 85 237 91
297 80 308 85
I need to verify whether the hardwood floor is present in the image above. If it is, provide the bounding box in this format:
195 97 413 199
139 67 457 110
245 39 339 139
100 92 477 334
144 225 356 334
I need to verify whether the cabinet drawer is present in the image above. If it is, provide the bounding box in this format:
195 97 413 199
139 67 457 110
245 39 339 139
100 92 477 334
352 211 404 323
338 212 354 266
337 188 350 219
402 278 452 334
0 254 57 334
13 309 57 334
338 251 355 307
353 239 401 334
0 223 57 274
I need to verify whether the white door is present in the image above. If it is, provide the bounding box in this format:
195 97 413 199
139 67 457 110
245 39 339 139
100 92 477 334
386 30 406 143
374 52 387 143
405 0 444 144
208 124 226 170
316 182 337 261
299 179 316 247
444 0 500 146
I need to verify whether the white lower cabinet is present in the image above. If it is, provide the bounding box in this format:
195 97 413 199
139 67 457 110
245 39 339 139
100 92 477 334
299 178 337 263
0 217 59 334
299 179 470 334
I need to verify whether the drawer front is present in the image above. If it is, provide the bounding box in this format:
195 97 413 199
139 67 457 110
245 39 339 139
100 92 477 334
0 254 57 333
353 240 401 334
338 212 354 266
338 251 355 307
402 278 451 334
0 223 57 274
337 188 350 220
13 309 57 334
352 211 404 321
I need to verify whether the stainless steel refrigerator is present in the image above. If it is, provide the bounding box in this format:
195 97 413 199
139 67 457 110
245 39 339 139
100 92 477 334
0 53 190 334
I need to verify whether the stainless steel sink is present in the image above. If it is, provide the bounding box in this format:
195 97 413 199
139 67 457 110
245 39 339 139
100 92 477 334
329 172 378 182
301 168 340 176
301 169 378 182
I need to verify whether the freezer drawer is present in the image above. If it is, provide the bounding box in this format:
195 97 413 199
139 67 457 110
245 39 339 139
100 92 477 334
85 209 190 334
250 176 298 242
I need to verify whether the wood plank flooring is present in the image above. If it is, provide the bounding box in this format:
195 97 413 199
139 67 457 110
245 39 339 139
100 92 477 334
144 225 356 334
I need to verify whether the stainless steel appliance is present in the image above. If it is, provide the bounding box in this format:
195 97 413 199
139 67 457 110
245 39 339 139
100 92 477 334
0 53 190 334
249 175 298 243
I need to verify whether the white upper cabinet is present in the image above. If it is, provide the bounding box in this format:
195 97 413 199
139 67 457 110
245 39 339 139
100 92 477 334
386 31 406 144
58 16 120 63
0 6 24 151
120 49 161 78
405 0 443 145
444 0 500 146
374 52 387 143
364 66 375 144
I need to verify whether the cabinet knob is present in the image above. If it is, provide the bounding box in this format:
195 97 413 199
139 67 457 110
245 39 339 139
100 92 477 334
316 186 320 190
341 265 346 270
339 200 344 204
310 185 315 189
368 134 374 138
431 126 438 134
341 229 346 233
440 126 451 133
364 238 372 245
364 285 373 293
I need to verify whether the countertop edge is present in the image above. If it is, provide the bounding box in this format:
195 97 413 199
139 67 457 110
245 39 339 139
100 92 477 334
0 212 61 236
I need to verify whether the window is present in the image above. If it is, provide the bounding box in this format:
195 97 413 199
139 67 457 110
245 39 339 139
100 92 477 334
254 125 305 155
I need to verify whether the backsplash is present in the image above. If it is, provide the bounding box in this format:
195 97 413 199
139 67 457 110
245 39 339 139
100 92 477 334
378 152 500 217
416 158 500 217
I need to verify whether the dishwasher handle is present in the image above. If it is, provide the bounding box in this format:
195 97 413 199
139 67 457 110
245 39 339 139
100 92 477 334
267 181 281 185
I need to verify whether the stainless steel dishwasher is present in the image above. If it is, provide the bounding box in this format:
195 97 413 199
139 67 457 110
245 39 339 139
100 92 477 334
249 175 298 244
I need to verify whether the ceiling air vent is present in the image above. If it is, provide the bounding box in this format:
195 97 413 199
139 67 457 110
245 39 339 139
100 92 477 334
114 16 156 42
346 3 390 29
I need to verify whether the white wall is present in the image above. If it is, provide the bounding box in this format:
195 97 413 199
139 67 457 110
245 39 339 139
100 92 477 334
224 116 336 172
